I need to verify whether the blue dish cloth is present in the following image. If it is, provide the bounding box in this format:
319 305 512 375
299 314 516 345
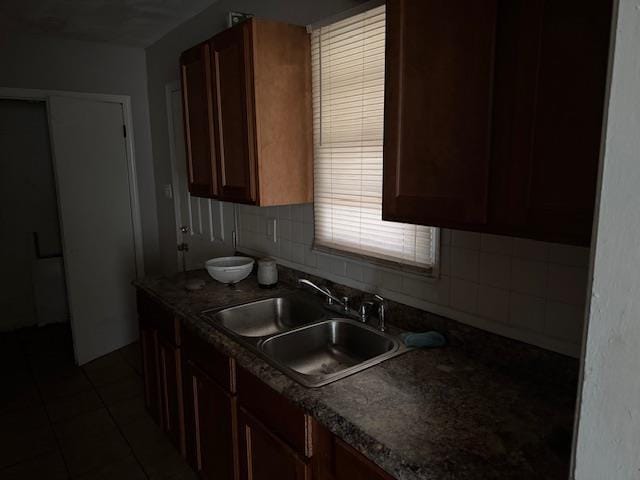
400 331 446 348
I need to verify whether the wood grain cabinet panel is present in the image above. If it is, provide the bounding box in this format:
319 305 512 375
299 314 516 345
238 407 311 480
184 361 238 480
180 43 218 198
383 0 612 245
383 0 498 228
180 18 312 206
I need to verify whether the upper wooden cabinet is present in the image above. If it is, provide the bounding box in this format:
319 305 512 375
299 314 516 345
383 0 612 245
180 43 218 198
180 18 313 205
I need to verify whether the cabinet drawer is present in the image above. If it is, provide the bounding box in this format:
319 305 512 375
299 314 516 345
237 367 311 457
183 327 235 393
137 290 181 346
334 437 394 480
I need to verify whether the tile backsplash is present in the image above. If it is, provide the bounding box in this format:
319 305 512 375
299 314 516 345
236 203 589 357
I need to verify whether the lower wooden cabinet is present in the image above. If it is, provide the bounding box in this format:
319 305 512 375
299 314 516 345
184 360 238 480
137 290 396 480
158 336 184 453
238 407 311 480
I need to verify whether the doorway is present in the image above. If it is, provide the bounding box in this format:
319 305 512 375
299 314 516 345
0 99 69 332
0 89 144 366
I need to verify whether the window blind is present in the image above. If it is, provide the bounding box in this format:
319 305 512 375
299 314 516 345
311 5 437 270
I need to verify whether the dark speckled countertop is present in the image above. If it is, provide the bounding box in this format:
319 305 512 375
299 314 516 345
134 270 577 480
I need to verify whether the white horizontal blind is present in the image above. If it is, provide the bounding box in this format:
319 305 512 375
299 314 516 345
311 5 437 269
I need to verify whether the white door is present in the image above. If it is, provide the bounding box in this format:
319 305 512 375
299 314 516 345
168 86 234 272
48 95 138 365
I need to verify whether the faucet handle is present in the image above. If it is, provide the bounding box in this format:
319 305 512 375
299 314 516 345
358 301 374 323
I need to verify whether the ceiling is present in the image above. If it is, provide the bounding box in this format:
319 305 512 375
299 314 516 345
0 0 220 47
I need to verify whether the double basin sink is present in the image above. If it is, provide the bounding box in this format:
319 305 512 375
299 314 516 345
201 295 409 387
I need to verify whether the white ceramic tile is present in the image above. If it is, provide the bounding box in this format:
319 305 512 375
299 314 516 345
304 249 318 268
479 252 511 289
450 247 480 282
512 237 549 262
292 222 304 243
382 271 403 292
256 216 267 235
480 233 514 255
277 205 292 221
451 230 481 250
509 292 545 333
544 301 585 342
403 276 426 298
291 204 305 222
278 239 292 261
362 266 382 287
302 204 315 224
292 243 305 264
345 262 364 282
278 219 292 241
423 276 451 306
547 243 591 267
439 246 451 276
511 258 547 297
450 278 479 314
302 222 314 245
440 229 452 246
546 265 589 306
478 285 509 323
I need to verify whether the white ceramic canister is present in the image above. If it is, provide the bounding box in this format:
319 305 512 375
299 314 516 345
257 257 278 288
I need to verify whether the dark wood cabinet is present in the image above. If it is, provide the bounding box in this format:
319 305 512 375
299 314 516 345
137 289 397 480
238 407 311 480
209 23 256 204
179 18 312 206
137 291 185 456
184 360 238 480
383 0 612 245
158 336 184 453
383 0 497 228
180 43 218 198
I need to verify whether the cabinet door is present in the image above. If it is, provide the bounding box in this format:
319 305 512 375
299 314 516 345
158 337 185 455
333 438 394 480
497 0 611 245
383 0 498 228
140 326 161 424
187 362 237 480
180 43 218 198
238 408 310 480
209 22 257 204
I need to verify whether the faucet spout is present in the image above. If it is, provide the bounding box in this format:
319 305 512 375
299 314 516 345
297 279 345 307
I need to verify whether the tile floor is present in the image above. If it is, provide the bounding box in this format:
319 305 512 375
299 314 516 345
0 324 197 479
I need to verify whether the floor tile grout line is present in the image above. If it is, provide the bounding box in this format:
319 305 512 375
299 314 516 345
16 333 74 479
82 356 151 480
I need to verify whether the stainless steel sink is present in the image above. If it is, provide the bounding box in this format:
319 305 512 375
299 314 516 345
205 296 326 337
202 296 409 388
260 319 403 387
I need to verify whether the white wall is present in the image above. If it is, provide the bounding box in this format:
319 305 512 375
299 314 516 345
0 31 160 273
236 203 589 357
145 0 366 275
573 0 640 476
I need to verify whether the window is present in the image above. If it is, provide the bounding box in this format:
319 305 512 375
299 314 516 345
311 4 438 271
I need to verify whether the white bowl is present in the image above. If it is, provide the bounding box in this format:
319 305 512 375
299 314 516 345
205 256 255 284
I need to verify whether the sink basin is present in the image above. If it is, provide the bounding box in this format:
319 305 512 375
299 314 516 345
206 296 326 338
260 319 403 387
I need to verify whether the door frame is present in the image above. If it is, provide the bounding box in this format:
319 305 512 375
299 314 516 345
0 87 145 277
165 81 185 272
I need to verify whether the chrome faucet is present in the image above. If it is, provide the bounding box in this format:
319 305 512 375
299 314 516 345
297 279 349 311
358 294 387 332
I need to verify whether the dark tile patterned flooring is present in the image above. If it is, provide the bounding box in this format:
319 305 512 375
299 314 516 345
0 324 196 479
